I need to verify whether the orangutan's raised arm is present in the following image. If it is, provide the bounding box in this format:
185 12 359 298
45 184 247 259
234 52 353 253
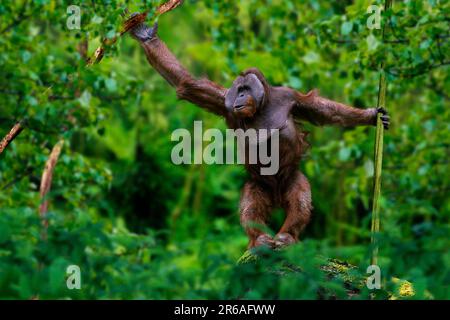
130 21 227 117
292 89 389 129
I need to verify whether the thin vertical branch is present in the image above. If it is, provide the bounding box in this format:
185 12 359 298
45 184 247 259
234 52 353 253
39 140 64 238
371 0 392 267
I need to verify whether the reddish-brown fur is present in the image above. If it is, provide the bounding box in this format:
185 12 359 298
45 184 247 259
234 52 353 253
131 24 382 248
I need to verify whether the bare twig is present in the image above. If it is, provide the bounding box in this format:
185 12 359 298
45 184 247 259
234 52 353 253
387 61 450 78
39 140 64 235
328 37 355 44
156 0 184 15
1 166 35 190
0 121 25 155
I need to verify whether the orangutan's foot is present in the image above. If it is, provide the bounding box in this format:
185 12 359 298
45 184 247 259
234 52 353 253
253 234 276 248
274 233 296 248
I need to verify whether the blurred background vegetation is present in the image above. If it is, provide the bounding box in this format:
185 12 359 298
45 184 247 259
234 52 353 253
0 0 448 299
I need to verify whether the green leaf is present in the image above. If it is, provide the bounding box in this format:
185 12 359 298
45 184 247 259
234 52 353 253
91 15 103 24
419 39 431 49
78 90 91 108
366 34 379 52
341 21 353 35
338 147 351 161
288 76 303 89
303 51 320 64
105 78 117 92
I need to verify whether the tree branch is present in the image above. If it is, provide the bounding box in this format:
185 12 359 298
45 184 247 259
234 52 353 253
0 121 25 155
39 139 64 236
387 61 450 78
1 166 35 190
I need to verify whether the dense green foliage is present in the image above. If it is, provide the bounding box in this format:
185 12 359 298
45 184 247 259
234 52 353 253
0 0 448 299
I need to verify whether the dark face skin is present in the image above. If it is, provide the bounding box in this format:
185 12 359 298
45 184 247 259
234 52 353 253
225 73 265 118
